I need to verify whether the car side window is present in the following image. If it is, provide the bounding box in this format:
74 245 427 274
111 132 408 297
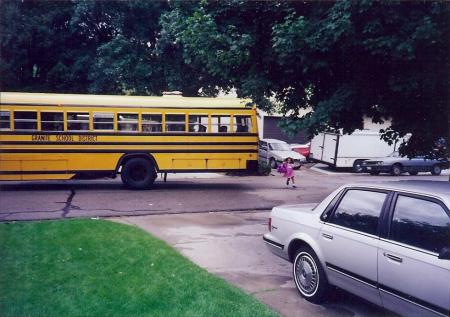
390 195 450 253
329 189 387 235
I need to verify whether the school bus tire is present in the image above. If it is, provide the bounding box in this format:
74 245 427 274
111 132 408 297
121 158 156 189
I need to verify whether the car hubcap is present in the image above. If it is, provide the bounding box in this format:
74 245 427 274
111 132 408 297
295 254 318 295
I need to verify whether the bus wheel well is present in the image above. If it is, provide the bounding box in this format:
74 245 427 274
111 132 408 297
288 239 312 263
116 154 159 173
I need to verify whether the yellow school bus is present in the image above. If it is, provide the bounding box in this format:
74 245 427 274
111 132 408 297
0 92 258 188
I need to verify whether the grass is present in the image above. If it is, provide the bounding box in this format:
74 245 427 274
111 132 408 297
0 219 277 317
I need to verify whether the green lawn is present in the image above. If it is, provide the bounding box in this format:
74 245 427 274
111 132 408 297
0 219 277 317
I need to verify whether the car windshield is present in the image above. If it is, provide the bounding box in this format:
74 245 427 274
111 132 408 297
270 143 290 151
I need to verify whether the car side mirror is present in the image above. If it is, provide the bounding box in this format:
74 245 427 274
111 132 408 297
438 246 450 260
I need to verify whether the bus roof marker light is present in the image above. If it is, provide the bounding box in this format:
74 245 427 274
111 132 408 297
162 91 182 97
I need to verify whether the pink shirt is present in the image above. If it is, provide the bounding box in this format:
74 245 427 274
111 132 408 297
283 163 294 178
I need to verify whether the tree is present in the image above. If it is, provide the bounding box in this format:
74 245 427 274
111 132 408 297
0 0 169 95
1 0 448 156
0 0 80 92
160 0 449 155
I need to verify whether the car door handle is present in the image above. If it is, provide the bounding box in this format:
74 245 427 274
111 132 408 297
321 233 333 240
384 252 403 263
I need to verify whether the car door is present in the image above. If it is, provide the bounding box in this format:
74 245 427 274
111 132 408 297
319 188 388 307
408 156 427 172
378 194 450 317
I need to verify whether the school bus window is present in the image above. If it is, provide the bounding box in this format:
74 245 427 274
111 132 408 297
235 115 252 133
14 111 37 130
0 111 10 130
41 112 64 131
93 112 114 130
67 112 89 131
118 113 138 132
165 114 186 132
142 114 162 132
211 115 231 133
189 115 208 133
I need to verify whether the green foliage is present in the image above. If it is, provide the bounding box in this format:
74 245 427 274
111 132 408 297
160 0 449 155
0 0 168 94
1 0 448 155
0 219 277 317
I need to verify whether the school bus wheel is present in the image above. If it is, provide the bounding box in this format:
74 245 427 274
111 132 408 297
121 158 156 189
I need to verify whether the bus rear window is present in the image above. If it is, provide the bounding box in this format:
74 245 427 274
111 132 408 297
0 111 10 130
235 115 252 133
14 111 37 130
68 112 89 131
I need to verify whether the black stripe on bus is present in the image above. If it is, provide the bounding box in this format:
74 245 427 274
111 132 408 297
0 168 249 175
0 149 258 154
0 170 113 175
0 131 258 137
1 141 258 146
1 102 251 110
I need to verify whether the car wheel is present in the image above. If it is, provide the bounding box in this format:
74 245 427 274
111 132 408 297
391 164 402 176
369 171 380 176
293 247 328 303
352 160 364 173
408 171 418 176
269 158 277 169
121 158 156 189
431 164 442 176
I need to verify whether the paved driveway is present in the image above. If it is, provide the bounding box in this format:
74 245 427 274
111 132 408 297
113 211 397 317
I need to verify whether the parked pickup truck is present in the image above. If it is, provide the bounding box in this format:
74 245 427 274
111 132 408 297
263 182 450 317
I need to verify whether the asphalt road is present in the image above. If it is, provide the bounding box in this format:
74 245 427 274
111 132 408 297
1 166 447 221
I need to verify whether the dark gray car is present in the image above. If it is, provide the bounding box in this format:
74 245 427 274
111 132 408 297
361 151 449 176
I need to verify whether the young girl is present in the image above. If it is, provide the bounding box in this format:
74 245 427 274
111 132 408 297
282 157 296 188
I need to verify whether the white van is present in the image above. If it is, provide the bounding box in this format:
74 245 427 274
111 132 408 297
259 138 306 169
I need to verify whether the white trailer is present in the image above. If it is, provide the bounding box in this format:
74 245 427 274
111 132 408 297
309 130 398 171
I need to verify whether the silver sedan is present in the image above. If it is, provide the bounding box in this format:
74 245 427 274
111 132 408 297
264 181 450 317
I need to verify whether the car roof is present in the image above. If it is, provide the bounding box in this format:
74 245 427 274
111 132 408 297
260 138 286 143
344 180 450 203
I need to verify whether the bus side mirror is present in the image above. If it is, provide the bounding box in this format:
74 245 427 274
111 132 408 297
438 246 450 260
